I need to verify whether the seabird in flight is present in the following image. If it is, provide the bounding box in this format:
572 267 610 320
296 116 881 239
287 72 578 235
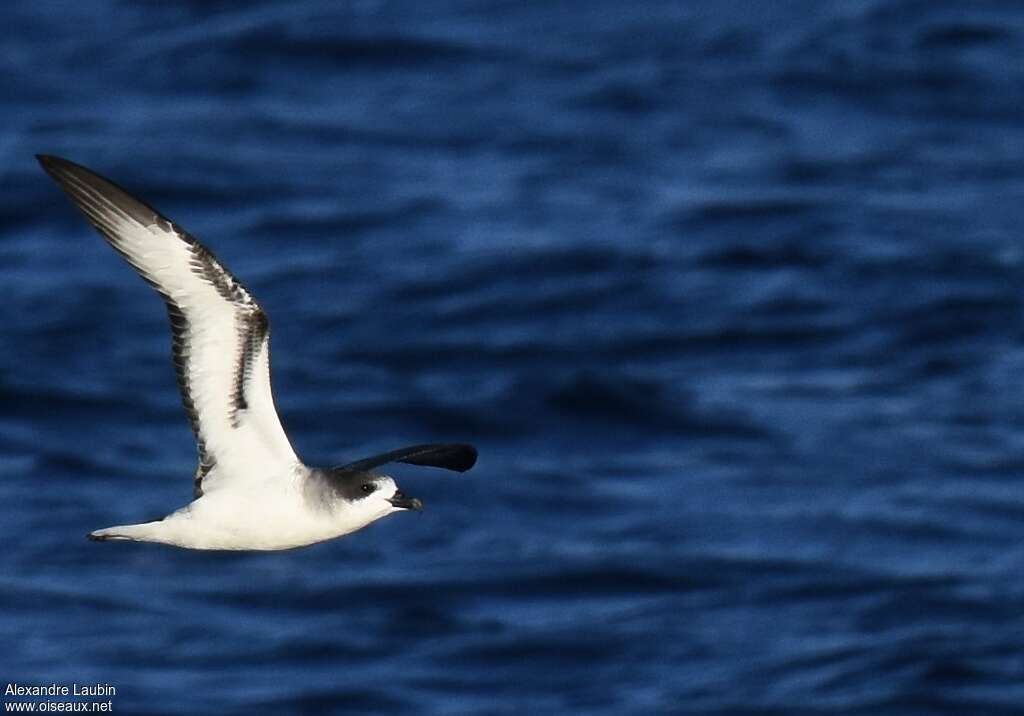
38 155 477 551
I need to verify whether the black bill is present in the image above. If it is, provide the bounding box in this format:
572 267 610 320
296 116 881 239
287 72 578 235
388 491 424 511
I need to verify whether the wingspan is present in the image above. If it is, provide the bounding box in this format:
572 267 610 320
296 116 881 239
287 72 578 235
38 155 298 496
339 444 478 473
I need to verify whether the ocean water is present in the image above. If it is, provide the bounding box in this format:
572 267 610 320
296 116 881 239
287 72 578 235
3 1 1024 713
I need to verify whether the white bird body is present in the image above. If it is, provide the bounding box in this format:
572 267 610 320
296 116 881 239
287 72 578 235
92 470 395 551
39 155 477 551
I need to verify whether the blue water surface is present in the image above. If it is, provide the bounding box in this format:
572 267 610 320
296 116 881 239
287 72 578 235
3 2 1024 714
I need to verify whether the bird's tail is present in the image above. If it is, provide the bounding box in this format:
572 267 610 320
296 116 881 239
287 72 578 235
88 521 167 544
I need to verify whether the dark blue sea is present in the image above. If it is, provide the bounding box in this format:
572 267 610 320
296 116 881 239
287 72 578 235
3 1 1024 713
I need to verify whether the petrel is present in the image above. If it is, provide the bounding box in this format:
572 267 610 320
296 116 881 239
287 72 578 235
38 155 477 551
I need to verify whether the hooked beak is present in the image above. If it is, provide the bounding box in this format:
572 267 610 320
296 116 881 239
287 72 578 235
387 490 423 512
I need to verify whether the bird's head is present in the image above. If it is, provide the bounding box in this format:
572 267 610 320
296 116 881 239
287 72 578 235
318 469 423 533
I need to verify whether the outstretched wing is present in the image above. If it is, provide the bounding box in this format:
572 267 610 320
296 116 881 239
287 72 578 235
339 444 478 473
38 155 298 497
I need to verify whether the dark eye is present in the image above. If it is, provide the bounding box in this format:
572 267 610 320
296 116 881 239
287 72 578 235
361 483 376 494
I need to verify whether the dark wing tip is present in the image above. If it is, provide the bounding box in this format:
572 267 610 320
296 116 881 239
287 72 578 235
424 443 477 472
37 154 166 228
38 152 111 189
37 154 90 179
339 443 479 474
395 443 477 472
37 154 75 180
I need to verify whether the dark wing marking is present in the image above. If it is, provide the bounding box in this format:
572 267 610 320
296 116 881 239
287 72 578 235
339 444 478 473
